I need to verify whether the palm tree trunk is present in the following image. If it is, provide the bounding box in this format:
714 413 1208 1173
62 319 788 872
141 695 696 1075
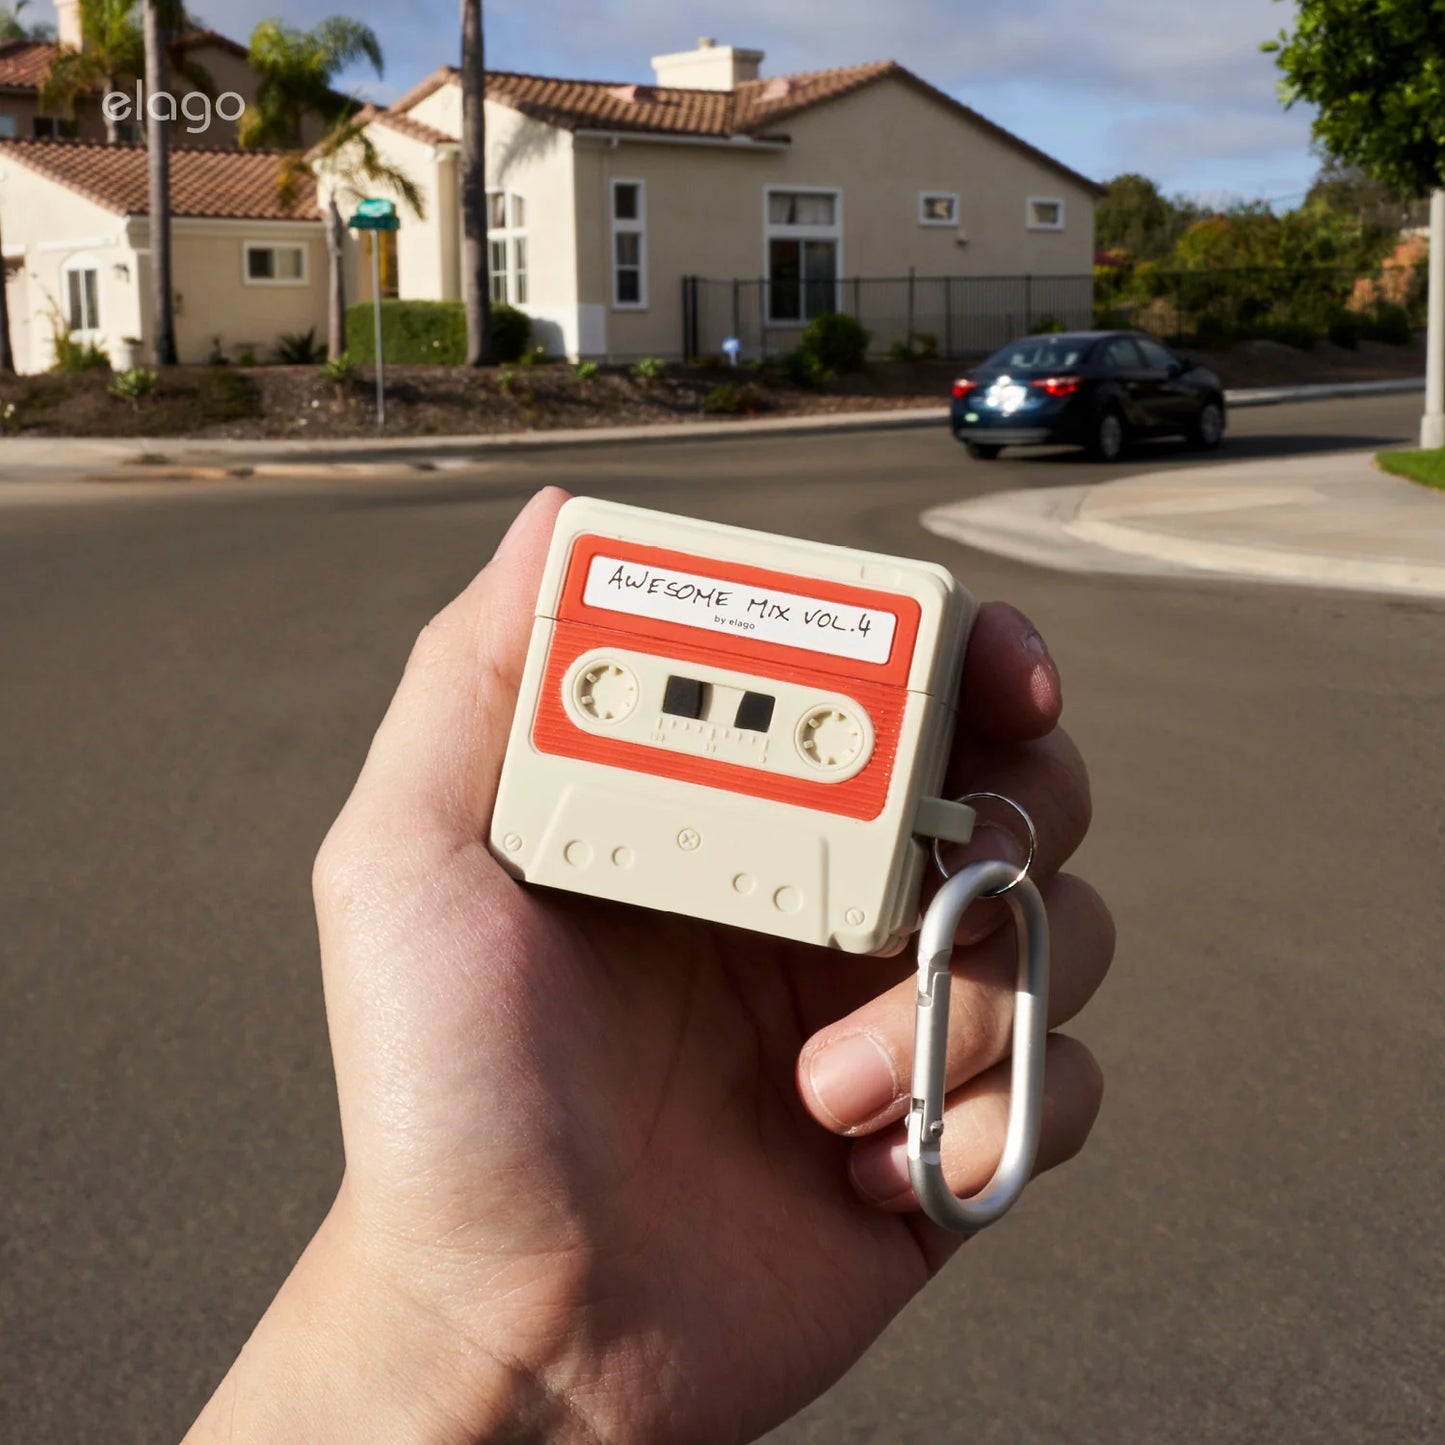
103 71 118 144
143 1 177 366
0 212 15 375
326 196 346 359
460 0 492 366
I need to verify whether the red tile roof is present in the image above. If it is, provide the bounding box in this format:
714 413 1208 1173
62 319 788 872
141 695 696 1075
388 60 1099 194
0 138 320 219
352 103 453 148
0 29 248 93
0 39 55 90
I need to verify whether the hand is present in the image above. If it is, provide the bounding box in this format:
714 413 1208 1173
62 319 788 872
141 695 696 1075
185 489 1111 1444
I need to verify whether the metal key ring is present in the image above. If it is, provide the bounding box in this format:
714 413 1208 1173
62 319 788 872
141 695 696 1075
931 791 1037 896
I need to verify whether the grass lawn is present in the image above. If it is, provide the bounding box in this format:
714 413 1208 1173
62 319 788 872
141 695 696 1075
1377 449 1445 492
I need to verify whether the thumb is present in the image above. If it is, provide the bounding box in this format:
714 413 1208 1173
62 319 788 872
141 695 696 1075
337 486 570 846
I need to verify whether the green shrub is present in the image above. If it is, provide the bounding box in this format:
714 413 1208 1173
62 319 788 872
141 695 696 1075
1328 312 1361 350
273 327 326 365
491 302 533 363
1365 302 1411 346
799 311 870 372
517 343 549 367
573 360 600 384
236 346 258 368
1254 319 1318 350
706 382 760 415
343 300 532 364
1191 313 1234 351
51 330 110 373
887 340 921 363
632 356 666 382
108 366 158 407
322 351 359 385
782 346 833 388
496 365 518 394
914 331 939 360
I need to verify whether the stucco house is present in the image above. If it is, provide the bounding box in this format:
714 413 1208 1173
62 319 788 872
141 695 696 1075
341 39 1100 359
0 1 260 148
0 139 325 372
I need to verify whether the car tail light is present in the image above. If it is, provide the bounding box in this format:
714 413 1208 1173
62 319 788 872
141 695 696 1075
1029 376 1081 397
952 378 979 399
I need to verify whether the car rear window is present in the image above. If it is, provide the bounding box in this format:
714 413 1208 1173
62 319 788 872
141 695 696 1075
983 337 1093 371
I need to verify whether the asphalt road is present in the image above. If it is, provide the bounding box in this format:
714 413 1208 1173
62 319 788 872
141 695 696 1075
2 393 1441 1443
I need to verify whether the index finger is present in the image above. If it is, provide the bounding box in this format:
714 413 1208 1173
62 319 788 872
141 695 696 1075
957 601 1062 742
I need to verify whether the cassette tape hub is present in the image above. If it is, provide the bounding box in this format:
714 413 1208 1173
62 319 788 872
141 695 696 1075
490 498 977 955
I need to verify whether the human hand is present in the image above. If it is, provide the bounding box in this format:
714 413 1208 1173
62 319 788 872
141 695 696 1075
185 489 1111 1444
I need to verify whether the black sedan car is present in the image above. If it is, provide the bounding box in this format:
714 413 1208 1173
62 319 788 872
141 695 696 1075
950 330 1225 461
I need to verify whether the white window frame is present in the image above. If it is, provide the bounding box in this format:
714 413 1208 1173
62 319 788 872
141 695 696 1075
1026 196 1066 232
487 190 528 306
610 177 647 311
242 241 309 287
762 184 843 326
918 190 959 227
61 252 102 336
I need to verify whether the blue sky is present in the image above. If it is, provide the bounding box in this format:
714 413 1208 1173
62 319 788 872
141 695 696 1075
31 0 1321 205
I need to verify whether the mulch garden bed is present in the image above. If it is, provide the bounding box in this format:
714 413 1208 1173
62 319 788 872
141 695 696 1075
0 340 1425 441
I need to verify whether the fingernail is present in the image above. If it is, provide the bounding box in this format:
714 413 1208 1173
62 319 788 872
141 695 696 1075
1025 629 1061 710
1024 627 1053 664
806 1033 899 1131
850 1138 912 1205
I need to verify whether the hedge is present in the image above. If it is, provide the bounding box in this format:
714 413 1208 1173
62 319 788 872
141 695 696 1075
344 300 532 364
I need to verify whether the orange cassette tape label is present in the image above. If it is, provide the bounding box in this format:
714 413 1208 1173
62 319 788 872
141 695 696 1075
490 497 978 956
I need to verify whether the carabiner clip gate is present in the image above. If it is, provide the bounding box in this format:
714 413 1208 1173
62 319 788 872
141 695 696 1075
907 858 1051 1234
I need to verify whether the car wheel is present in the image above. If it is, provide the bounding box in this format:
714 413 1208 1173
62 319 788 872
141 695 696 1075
965 441 1002 460
1189 398 1226 450
1087 406 1126 462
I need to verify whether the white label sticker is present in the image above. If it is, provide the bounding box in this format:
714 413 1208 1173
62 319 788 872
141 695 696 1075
583 555 898 665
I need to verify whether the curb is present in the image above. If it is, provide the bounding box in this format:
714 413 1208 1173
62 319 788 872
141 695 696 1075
1 375 1425 483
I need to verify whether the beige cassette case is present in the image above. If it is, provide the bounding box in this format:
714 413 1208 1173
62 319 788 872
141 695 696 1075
489 497 977 954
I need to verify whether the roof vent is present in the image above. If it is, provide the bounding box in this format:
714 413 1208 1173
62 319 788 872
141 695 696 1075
758 76 795 101
651 40 765 92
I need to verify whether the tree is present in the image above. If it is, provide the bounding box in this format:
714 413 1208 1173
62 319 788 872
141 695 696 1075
460 0 492 366
143 0 180 365
0 1 53 42
0 211 15 374
40 0 143 144
1267 0 1445 443
240 18 419 359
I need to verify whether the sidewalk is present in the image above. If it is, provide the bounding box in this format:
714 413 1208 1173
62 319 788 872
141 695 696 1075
922 450 1445 599
0 377 1423 480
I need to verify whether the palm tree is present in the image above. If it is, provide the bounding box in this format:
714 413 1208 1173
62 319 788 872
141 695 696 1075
142 0 179 364
0 212 15 374
460 0 492 365
39 0 143 144
240 19 421 359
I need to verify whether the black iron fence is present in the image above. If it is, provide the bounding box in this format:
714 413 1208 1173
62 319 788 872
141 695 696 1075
680 262 1427 361
681 273 1094 361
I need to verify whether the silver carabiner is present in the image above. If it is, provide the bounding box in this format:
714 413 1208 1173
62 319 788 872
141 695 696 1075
907 857 1051 1234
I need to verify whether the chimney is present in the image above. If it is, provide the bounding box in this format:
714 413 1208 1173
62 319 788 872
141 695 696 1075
55 0 83 48
651 39 764 92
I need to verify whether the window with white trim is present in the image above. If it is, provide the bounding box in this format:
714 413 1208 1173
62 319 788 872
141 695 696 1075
243 242 307 285
919 191 959 226
1026 196 1066 231
62 255 101 333
611 179 647 309
765 186 841 323
488 191 527 306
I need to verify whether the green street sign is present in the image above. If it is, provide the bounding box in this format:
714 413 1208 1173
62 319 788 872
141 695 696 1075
349 198 400 231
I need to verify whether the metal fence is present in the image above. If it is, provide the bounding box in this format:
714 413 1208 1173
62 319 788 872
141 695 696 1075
681 274 1095 361
680 262 1428 360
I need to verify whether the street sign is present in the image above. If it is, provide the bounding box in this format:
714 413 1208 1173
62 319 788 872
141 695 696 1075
348 197 399 231
345 199 403 431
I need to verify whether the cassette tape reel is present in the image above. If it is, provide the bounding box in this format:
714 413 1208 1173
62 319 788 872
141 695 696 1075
490 497 978 955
